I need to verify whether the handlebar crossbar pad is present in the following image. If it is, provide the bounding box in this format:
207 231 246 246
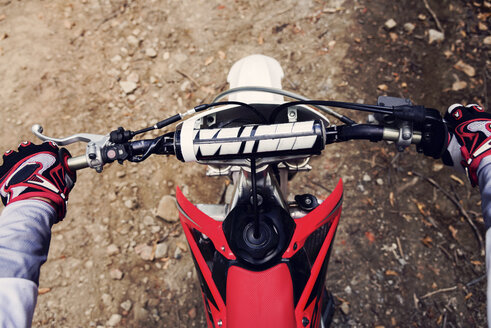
175 120 325 162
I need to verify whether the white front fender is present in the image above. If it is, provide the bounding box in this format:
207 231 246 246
227 54 284 104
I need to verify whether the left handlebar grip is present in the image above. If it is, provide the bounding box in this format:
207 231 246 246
67 155 89 171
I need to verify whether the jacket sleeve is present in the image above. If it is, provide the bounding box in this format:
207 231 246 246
478 162 491 328
0 200 56 328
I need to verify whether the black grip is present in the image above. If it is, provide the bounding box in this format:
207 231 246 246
336 124 385 142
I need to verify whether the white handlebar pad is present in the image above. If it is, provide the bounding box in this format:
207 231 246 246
175 120 325 162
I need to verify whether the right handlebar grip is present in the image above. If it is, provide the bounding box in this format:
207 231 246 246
175 120 326 162
67 155 89 171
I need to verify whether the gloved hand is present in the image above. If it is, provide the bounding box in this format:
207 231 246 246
443 104 491 187
0 141 76 222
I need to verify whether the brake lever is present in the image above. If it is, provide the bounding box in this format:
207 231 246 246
31 124 110 172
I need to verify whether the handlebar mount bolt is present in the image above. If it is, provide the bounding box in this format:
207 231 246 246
402 132 411 140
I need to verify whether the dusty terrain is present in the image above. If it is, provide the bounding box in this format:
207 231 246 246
0 0 489 327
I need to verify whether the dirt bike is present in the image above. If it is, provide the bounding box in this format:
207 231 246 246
32 55 447 328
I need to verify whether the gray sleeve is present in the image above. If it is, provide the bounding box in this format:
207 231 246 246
0 278 38 328
0 200 55 285
479 161 491 230
478 161 491 328
0 200 55 328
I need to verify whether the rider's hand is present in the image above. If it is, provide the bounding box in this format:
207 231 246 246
0 141 76 222
443 103 491 187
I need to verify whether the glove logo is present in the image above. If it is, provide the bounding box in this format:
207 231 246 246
452 109 462 120
462 121 491 158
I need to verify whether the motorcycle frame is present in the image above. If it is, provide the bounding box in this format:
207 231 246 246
175 55 344 328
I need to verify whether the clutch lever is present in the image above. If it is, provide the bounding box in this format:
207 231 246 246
31 124 110 172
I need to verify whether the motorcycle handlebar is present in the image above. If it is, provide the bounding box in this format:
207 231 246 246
64 122 426 171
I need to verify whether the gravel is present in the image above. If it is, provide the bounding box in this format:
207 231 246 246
428 29 444 44
107 314 122 326
106 244 119 256
156 195 179 222
119 81 138 94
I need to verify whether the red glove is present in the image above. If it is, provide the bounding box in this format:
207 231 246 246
0 141 76 222
443 104 491 186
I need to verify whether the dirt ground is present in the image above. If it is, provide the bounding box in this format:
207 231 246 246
0 0 490 327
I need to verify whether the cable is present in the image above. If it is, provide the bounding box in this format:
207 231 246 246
269 100 395 124
213 86 355 125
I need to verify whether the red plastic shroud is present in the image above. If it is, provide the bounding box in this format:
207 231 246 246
176 179 343 328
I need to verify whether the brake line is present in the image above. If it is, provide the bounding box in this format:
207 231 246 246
213 86 356 125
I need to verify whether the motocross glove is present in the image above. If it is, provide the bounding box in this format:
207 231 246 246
0 141 76 222
442 103 491 187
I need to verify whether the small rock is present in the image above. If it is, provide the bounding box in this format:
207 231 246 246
377 84 388 91
433 163 444 172
180 80 190 92
107 244 119 256
176 241 188 252
156 195 180 222
484 36 491 45
135 243 154 261
64 20 74 29
452 81 467 91
344 286 352 295
188 307 197 319
119 81 137 94
134 305 149 321
120 300 132 312
428 29 444 44
145 48 157 58
376 178 384 186
110 268 124 280
102 293 112 306
143 215 154 226
127 94 137 103
418 14 426 21
127 35 139 46
127 72 139 83
384 18 397 30
403 23 415 34
479 22 488 31
340 302 350 315
107 314 122 327
151 226 161 233
362 174 371 182
85 260 93 269
111 55 122 63
163 52 170 60
124 198 138 210
116 171 126 178
174 246 182 259
454 60 475 77
155 242 168 259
